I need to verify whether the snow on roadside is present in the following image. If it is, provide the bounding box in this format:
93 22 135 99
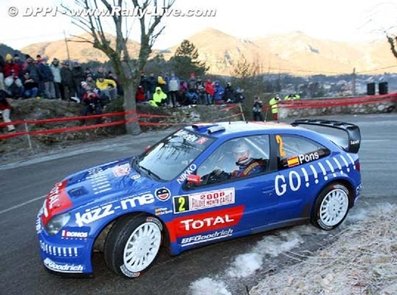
250 203 397 295
190 224 322 295
190 278 232 295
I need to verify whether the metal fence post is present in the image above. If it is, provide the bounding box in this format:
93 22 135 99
24 121 33 151
239 103 246 121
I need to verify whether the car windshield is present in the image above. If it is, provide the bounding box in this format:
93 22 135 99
136 129 214 181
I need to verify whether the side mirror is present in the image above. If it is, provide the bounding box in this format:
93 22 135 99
186 174 201 186
144 145 151 152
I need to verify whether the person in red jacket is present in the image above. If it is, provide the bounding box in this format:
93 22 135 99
81 82 103 119
204 79 215 105
3 54 23 98
135 85 145 103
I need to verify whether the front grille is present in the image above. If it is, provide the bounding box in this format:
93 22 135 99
40 240 79 257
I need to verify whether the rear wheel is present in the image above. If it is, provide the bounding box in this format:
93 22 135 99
312 183 350 230
104 215 163 278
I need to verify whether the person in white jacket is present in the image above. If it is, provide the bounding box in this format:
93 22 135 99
0 90 16 132
168 73 180 107
50 58 62 99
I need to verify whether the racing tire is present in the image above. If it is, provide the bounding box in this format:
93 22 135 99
311 183 351 230
104 215 163 278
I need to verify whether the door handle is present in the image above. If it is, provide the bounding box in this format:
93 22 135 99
261 187 275 195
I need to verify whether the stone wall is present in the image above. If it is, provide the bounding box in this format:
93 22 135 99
278 93 397 119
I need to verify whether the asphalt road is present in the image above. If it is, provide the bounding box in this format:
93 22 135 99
0 114 396 295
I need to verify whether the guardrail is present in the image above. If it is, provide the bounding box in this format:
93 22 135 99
0 104 244 147
279 93 397 109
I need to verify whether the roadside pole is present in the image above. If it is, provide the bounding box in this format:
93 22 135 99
24 122 33 151
239 103 246 121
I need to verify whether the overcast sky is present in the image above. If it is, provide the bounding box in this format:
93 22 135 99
1 0 396 50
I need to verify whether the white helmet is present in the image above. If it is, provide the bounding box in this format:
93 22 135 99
233 141 250 165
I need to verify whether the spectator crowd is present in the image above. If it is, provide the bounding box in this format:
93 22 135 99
0 52 250 131
0 53 124 126
0 53 246 107
137 72 246 108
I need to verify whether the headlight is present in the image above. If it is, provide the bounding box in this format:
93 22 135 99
45 213 71 235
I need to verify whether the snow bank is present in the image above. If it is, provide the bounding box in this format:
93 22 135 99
250 203 397 295
190 225 319 294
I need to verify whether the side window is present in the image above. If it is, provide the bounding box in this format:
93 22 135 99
195 135 270 186
275 135 330 170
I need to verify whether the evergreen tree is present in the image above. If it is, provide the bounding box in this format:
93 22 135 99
170 40 209 78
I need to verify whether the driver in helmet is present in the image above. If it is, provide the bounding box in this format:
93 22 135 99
230 141 266 178
201 140 267 185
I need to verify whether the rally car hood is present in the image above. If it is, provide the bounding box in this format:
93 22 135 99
41 157 158 224
65 157 155 202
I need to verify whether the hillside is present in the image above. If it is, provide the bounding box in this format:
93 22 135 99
21 33 142 63
18 27 397 75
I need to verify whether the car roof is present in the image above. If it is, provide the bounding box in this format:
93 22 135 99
185 121 299 138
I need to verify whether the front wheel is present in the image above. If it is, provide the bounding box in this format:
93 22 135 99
312 183 351 230
104 215 163 278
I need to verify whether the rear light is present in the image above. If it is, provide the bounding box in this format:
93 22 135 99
355 161 360 171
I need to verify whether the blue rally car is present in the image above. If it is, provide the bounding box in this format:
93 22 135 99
36 119 361 278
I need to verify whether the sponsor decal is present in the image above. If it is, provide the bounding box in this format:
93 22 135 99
46 181 68 211
175 130 199 143
36 214 42 234
43 258 84 273
155 187 171 201
61 229 89 239
42 180 72 226
155 207 173 216
286 152 320 168
181 229 233 247
75 193 155 227
119 193 155 210
298 151 319 164
177 164 197 184
168 206 244 239
113 163 131 177
87 167 103 175
276 163 327 196
275 171 303 196
196 137 209 145
173 188 235 214
75 204 114 227
89 172 111 195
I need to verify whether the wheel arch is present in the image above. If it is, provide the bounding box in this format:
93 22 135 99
309 177 355 230
327 178 356 207
92 211 171 255
310 177 356 216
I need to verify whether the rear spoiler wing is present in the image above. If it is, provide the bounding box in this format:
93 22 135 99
291 119 361 153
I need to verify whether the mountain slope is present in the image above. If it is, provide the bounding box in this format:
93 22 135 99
21 33 141 63
19 28 397 75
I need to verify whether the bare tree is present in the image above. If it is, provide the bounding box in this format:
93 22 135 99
386 33 397 59
62 0 175 134
231 54 259 80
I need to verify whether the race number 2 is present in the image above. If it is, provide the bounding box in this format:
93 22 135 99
174 195 190 213
276 135 286 158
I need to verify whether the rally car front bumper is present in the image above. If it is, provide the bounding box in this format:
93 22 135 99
36 214 94 276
